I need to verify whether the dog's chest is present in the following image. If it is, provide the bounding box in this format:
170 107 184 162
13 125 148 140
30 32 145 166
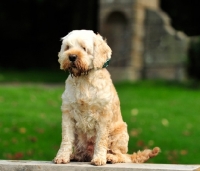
72 107 98 137
63 77 111 106
62 76 112 137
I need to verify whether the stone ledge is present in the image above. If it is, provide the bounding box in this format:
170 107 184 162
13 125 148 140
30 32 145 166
0 160 200 171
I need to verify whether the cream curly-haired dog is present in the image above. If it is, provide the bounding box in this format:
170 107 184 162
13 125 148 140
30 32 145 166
54 30 160 166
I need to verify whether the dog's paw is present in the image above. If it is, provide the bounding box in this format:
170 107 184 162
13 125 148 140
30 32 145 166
107 154 118 164
91 157 106 166
54 155 70 164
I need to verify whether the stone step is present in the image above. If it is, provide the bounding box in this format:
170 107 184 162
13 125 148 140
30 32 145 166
0 160 199 171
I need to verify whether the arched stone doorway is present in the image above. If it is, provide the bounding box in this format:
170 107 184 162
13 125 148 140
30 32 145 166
102 11 131 67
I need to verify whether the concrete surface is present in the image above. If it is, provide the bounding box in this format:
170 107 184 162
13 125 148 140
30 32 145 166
0 160 200 171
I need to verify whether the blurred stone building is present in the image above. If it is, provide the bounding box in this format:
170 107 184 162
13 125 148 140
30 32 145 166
99 0 189 81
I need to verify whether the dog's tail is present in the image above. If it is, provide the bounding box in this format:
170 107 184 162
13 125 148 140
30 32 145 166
125 147 160 163
107 147 160 163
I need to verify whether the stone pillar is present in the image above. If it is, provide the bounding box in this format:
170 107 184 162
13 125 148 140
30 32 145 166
130 0 159 80
99 0 137 81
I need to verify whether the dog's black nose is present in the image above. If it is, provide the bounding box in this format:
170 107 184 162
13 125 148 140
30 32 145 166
69 55 77 62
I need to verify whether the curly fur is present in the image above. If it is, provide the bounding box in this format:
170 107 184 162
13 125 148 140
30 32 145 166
54 30 160 166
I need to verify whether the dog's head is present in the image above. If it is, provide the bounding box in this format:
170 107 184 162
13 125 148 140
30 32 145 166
58 30 112 77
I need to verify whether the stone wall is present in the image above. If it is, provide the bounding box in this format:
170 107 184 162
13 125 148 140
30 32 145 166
143 9 189 80
99 0 189 81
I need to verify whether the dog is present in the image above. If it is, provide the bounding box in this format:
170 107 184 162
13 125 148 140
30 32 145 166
54 30 160 166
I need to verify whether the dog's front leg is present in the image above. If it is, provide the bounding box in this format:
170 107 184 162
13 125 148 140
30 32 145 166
91 122 108 166
54 112 75 164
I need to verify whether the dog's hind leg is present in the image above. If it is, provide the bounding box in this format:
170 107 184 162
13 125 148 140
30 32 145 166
107 124 160 163
107 126 130 163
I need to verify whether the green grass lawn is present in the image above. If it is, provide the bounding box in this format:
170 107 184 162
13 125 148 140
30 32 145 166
0 80 200 164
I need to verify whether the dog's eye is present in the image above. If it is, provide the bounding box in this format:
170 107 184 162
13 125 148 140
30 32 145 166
65 45 69 51
82 46 86 51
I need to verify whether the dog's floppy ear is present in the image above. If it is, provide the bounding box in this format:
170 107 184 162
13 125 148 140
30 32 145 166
93 34 112 69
